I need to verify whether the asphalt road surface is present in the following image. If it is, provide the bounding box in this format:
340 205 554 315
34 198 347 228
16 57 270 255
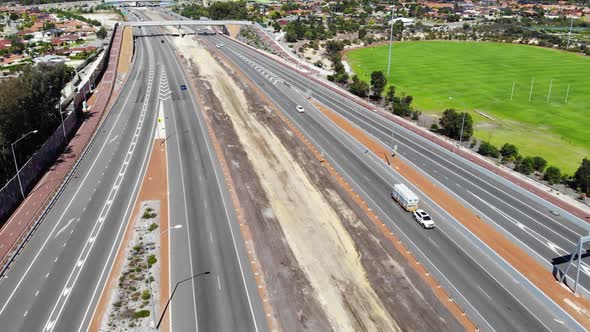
0 27 159 331
204 33 587 332
154 32 267 332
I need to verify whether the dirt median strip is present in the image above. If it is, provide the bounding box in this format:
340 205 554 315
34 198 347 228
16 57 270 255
196 36 471 331
88 139 168 332
172 44 280 332
312 100 590 329
117 26 134 75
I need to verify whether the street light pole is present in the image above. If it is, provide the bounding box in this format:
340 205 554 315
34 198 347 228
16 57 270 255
459 111 466 144
11 130 39 198
156 271 211 329
58 100 66 140
387 8 394 79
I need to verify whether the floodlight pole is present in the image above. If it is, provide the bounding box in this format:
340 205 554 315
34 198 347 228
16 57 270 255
566 16 574 49
528 77 534 102
565 84 570 103
546 79 553 103
387 8 394 79
510 80 515 101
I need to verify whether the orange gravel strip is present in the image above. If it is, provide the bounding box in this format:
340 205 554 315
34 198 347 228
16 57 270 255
313 100 590 329
201 37 474 331
117 26 133 74
88 139 168 331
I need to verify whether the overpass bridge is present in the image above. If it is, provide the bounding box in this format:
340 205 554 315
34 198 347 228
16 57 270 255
122 20 253 27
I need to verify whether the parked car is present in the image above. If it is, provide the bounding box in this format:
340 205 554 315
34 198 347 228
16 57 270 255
296 105 305 113
412 209 435 229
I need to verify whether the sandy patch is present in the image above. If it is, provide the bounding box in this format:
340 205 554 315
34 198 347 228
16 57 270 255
173 36 400 332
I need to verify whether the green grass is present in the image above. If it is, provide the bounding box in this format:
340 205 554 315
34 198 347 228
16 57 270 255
346 41 590 173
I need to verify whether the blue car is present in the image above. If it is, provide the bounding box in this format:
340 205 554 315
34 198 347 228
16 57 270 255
180 85 187 90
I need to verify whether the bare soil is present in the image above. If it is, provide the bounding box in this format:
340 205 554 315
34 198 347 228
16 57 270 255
172 36 465 331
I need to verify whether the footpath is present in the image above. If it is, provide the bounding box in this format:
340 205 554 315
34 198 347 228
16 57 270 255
0 25 131 274
314 101 590 330
220 33 590 222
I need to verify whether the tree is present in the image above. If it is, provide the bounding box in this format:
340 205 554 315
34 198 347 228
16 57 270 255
9 13 19 21
0 64 74 185
500 143 519 161
385 85 396 102
532 156 547 172
438 108 473 141
573 158 590 194
96 26 107 41
515 156 534 175
208 1 248 20
348 75 369 97
358 28 367 39
369 71 387 98
544 166 562 185
477 142 500 158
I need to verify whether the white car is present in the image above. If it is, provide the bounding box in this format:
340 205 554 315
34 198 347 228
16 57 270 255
412 209 435 229
296 105 305 113
216 44 224 48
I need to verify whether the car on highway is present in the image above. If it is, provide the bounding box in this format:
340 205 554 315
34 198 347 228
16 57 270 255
161 40 165 43
216 43 224 48
412 209 435 229
296 105 305 113
180 85 187 91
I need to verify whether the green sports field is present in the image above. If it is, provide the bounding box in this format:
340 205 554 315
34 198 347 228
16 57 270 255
345 41 590 173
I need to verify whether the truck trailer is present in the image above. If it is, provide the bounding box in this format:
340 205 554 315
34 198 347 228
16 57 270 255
391 183 419 212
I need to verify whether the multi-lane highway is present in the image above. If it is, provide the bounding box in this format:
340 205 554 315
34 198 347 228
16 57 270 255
0 26 159 331
153 28 266 331
0 17 267 331
200 32 588 331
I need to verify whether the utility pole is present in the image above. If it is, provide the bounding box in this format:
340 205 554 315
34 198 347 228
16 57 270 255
459 111 466 144
566 16 574 49
387 8 394 79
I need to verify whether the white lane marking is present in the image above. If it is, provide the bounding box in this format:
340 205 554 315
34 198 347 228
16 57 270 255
554 319 565 324
0 37 145 317
217 275 221 290
54 218 79 238
248 67 499 332
209 232 213 244
108 135 118 144
23 310 28 317
428 237 439 249
35 290 39 297
169 47 261 331
45 43 156 332
45 273 50 278
468 190 590 277
478 286 492 300
169 75 200 331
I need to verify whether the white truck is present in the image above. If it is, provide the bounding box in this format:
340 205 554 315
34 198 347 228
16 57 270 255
391 183 419 212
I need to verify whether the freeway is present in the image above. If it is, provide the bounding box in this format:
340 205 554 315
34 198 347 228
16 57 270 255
154 29 267 331
0 26 159 331
202 33 586 331
204 35 590 293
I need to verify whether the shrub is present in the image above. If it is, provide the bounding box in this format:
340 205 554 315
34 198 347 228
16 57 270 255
148 223 158 232
500 143 518 160
141 290 151 300
430 123 439 131
142 210 157 219
470 139 478 148
515 156 535 175
532 156 547 172
544 166 561 185
477 141 499 158
147 255 157 267
133 310 150 319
